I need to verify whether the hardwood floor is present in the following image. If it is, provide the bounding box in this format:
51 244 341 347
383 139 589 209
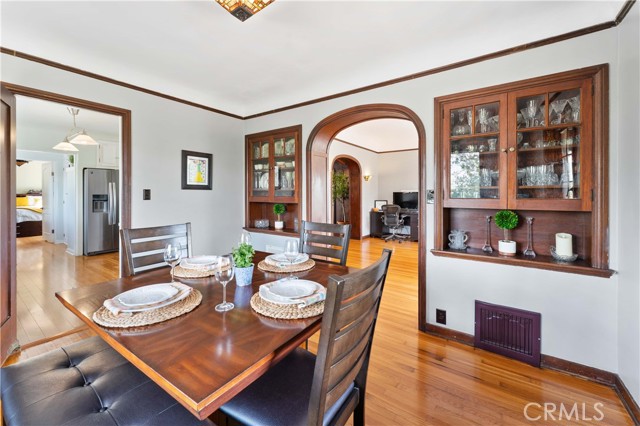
15 236 118 345
10 236 633 425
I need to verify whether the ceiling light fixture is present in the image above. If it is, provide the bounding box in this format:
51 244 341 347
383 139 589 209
53 137 80 152
66 107 97 146
214 0 274 21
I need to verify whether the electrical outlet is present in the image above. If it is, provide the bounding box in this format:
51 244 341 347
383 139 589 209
143 189 151 200
436 309 446 325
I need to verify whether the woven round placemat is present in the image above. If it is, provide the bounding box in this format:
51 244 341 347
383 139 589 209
173 263 231 278
250 292 324 319
93 289 202 328
257 259 315 273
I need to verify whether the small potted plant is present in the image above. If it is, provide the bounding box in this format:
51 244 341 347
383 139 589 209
332 171 349 224
232 242 255 286
273 203 286 230
495 210 519 256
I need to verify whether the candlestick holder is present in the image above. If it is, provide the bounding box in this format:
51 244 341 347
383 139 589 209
482 215 493 253
523 217 536 257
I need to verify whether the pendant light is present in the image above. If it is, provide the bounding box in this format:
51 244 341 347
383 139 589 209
67 107 97 145
53 137 79 152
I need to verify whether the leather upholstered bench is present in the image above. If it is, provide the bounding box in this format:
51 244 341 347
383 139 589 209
1 336 213 426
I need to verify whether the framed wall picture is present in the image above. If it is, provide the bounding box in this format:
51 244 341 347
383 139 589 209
182 150 213 190
374 200 388 210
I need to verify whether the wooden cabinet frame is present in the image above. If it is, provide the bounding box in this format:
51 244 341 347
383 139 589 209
245 125 302 236
433 65 612 277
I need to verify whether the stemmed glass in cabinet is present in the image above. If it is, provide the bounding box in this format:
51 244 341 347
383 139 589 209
215 254 235 312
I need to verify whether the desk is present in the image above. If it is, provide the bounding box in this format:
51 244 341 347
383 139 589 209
56 251 350 420
369 210 419 241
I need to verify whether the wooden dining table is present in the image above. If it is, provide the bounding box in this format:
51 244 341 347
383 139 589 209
55 251 350 420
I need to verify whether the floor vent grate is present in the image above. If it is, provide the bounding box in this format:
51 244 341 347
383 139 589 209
474 301 541 367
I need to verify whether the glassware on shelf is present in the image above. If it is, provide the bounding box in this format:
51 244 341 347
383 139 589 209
526 100 538 128
482 216 493 253
523 217 536 257
478 108 489 133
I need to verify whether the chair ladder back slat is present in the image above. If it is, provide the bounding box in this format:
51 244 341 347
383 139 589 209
120 222 192 277
330 307 376 362
306 249 392 426
305 245 344 263
305 233 344 246
325 350 367 410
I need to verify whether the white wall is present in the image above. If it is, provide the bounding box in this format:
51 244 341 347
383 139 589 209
243 27 634 376
616 4 640 403
2 53 245 257
328 141 379 237
377 150 419 203
15 161 42 193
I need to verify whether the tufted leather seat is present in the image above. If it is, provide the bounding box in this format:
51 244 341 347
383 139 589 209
1 336 213 426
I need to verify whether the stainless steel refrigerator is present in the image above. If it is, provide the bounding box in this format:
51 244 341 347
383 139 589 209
83 168 119 255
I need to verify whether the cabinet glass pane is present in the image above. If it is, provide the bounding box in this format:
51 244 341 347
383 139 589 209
516 127 581 200
474 102 499 134
251 140 270 197
450 107 473 136
516 94 546 129
549 89 581 125
274 138 285 156
450 136 500 199
274 164 295 197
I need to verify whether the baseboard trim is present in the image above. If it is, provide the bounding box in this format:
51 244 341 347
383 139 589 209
615 375 640 426
424 322 640 424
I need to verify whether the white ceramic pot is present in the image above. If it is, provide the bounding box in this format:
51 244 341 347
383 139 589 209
498 240 517 256
274 221 284 230
235 264 254 286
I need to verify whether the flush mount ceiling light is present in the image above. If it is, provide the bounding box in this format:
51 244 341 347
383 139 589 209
214 0 274 21
53 137 80 152
66 107 97 146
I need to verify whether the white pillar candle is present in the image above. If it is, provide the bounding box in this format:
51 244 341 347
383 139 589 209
556 233 573 256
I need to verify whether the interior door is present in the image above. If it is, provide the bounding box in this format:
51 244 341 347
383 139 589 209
42 162 55 243
1 85 19 363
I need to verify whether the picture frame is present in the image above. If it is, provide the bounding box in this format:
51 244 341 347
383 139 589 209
374 200 388 210
182 150 213 190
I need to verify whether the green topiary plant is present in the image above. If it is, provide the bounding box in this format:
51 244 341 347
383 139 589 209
273 203 286 221
332 171 350 223
494 210 519 241
232 243 255 268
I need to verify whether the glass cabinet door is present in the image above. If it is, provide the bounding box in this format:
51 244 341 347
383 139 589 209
273 135 296 198
250 139 270 198
444 97 506 208
511 85 587 210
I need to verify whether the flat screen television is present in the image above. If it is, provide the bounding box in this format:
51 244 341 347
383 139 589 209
393 191 418 210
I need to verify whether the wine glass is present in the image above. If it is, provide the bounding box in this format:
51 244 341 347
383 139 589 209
240 230 252 246
284 239 299 264
164 244 182 282
215 254 235 312
526 100 538 127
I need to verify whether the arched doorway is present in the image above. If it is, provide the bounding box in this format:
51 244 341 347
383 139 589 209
306 103 427 330
331 155 362 239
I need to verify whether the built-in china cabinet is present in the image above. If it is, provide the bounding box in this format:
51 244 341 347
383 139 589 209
244 125 302 236
432 65 613 277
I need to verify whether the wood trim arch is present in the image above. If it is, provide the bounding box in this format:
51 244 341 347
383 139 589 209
331 155 362 240
306 103 427 331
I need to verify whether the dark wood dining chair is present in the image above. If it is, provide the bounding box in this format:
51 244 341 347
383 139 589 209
220 248 392 426
300 221 352 266
120 222 192 277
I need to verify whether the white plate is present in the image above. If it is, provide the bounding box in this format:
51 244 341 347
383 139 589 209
181 255 219 270
117 284 179 307
108 283 192 312
270 279 317 298
260 281 324 305
266 253 309 265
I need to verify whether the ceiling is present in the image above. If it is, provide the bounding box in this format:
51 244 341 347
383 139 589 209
335 119 418 152
1 1 626 117
16 96 121 143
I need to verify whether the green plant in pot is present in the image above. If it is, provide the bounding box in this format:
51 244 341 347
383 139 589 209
332 171 349 224
273 203 286 230
495 210 519 256
232 242 255 286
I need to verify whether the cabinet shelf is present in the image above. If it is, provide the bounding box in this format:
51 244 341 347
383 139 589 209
431 248 614 278
517 123 581 132
519 144 579 153
450 132 500 141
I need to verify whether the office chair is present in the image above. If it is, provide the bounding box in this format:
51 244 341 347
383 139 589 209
381 204 410 243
